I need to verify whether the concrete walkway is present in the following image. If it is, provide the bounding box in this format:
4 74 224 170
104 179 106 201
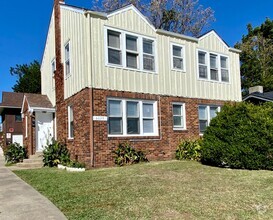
0 153 67 220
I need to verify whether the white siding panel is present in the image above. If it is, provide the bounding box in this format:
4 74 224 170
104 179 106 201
61 8 89 99
41 12 56 105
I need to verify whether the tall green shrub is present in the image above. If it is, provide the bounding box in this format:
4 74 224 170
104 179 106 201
4 143 27 164
201 102 273 170
175 139 202 161
43 140 70 167
113 143 148 166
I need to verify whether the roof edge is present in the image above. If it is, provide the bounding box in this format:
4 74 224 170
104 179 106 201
156 29 198 42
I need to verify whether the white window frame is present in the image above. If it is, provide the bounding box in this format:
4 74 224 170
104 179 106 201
197 49 230 83
25 116 28 138
105 27 157 73
107 30 122 66
51 58 56 90
64 41 71 79
172 102 186 130
171 43 186 72
68 105 74 139
198 105 221 134
107 98 158 137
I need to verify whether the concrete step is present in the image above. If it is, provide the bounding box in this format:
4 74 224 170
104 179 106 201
21 158 43 164
16 162 43 168
29 153 43 159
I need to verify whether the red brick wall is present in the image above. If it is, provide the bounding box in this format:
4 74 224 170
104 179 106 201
91 88 226 167
56 88 93 166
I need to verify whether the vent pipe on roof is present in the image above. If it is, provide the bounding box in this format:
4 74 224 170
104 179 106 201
249 86 263 94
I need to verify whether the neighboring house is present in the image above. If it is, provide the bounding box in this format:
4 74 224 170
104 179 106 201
0 92 24 147
243 86 273 104
33 0 242 167
21 93 55 156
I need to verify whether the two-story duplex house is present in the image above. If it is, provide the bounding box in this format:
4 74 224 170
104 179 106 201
23 0 241 167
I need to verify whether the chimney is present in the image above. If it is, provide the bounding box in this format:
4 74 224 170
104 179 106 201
249 86 263 94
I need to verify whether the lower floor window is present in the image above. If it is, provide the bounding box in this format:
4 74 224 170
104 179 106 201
107 98 158 136
198 105 220 134
172 103 186 129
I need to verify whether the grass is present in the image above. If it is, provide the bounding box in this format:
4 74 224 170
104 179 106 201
14 160 273 220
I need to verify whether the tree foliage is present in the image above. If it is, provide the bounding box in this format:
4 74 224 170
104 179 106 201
235 18 273 94
92 0 215 37
201 102 273 170
10 60 41 93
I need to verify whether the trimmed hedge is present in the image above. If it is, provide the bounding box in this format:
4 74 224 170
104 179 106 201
201 102 273 170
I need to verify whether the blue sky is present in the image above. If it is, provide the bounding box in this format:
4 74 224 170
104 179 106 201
1 0 273 101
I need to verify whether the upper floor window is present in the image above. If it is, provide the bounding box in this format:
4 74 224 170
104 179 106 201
198 50 229 83
51 58 56 90
106 28 156 72
172 103 186 130
108 30 122 65
64 42 71 78
171 44 185 71
198 105 220 134
107 98 158 136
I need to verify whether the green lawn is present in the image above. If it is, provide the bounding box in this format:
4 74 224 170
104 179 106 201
14 160 273 219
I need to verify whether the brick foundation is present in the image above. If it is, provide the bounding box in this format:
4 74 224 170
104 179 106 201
57 87 226 168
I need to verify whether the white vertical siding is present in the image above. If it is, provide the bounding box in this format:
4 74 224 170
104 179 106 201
61 8 89 99
41 12 56 105
41 5 241 103
89 8 241 101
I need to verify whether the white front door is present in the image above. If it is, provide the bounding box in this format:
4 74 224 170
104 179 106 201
12 135 23 146
36 112 54 152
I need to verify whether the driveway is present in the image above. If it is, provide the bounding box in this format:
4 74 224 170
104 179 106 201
0 152 67 220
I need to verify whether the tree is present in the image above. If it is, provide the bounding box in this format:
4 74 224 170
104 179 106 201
10 60 41 93
235 18 273 94
92 0 215 37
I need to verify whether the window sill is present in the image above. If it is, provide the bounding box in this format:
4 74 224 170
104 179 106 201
173 128 187 131
106 63 157 75
197 78 230 84
171 68 186 73
67 138 74 141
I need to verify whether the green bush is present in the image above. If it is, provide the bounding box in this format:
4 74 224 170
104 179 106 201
43 140 70 167
113 143 148 166
68 160 86 168
175 139 202 161
4 143 27 164
201 102 273 170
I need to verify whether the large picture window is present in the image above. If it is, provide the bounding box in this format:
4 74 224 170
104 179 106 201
107 98 158 136
106 28 156 72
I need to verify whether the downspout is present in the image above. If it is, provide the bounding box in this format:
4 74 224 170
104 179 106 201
85 11 95 167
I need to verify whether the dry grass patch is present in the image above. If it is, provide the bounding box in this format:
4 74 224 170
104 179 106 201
14 160 273 219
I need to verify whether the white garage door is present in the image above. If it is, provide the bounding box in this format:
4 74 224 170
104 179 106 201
12 135 23 147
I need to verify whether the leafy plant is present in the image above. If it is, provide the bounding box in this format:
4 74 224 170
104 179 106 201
175 139 202 161
68 160 86 168
4 143 27 164
201 102 273 170
43 139 70 167
113 143 148 166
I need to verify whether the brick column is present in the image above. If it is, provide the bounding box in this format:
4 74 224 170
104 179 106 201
54 0 66 141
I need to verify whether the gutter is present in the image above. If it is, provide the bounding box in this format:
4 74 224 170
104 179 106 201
156 29 199 43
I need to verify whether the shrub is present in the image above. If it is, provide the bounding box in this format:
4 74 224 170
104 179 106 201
201 102 273 170
175 139 202 161
43 140 70 167
113 143 148 166
4 143 27 164
68 160 86 168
